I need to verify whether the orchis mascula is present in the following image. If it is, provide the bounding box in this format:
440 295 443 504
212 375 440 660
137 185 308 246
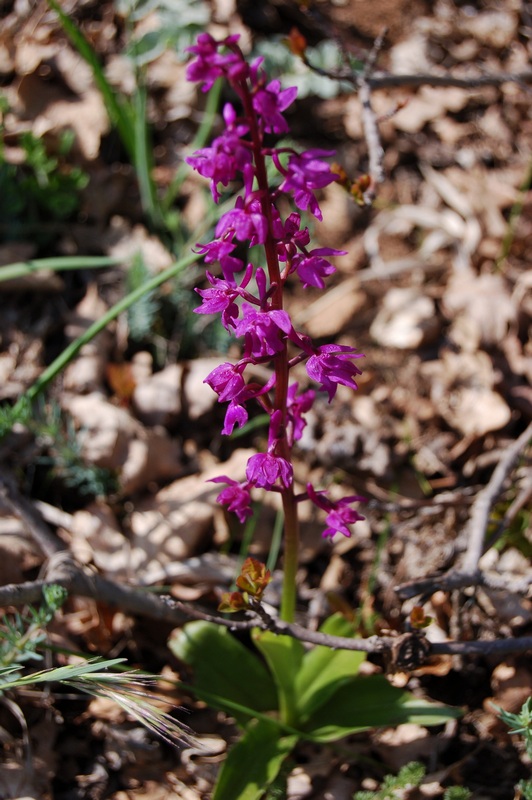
186 33 364 621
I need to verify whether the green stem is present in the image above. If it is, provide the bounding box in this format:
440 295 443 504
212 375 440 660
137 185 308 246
280 489 300 623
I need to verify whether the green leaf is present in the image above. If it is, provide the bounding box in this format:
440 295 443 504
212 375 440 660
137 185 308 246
303 674 462 742
213 718 297 800
295 613 366 721
252 631 305 727
5 658 128 688
169 622 278 724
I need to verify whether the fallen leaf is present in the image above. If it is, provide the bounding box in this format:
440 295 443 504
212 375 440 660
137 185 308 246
421 351 511 437
370 287 440 349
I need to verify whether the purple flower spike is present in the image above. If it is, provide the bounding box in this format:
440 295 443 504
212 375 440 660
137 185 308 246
306 344 364 401
246 452 293 490
210 476 253 523
185 33 365 550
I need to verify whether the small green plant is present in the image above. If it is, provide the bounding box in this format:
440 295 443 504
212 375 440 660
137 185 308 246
0 126 88 245
354 762 471 800
34 403 118 498
170 561 461 800
354 761 425 800
117 0 210 69
0 587 190 746
0 584 68 669
495 698 532 800
497 697 532 755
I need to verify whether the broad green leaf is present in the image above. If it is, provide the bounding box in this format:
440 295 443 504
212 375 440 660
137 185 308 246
213 718 297 800
303 674 462 742
169 622 278 723
252 630 305 727
295 613 366 721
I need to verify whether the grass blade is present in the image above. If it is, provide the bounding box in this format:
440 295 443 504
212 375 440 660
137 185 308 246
0 256 120 283
46 0 136 160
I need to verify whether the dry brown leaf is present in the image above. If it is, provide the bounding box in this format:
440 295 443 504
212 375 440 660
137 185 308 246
133 364 184 427
63 284 112 394
15 70 109 159
421 351 511 437
0 513 42 585
105 220 174 273
370 287 439 349
68 502 131 578
129 449 253 581
458 9 518 48
0 338 43 401
121 427 183 495
182 358 231 420
63 393 183 493
373 724 436 772
392 87 470 134
443 271 516 350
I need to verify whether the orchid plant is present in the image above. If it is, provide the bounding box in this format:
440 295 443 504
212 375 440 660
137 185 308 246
185 32 365 623
170 34 459 800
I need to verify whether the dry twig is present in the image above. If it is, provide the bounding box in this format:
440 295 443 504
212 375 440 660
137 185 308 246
396 422 532 600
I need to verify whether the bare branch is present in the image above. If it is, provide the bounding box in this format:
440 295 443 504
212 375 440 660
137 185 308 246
0 469 63 559
1 565 530 663
396 422 532 600
366 71 532 90
461 422 532 575
1 471 529 666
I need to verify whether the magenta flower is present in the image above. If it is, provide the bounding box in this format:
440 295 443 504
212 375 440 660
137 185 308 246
222 399 248 435
216 195 269 246
286 383 315 445
252 80 298 134
204 362 246 402
246 452 293 490
278 150 338 219
210 476 253 523
292 247 345 288
235 306 292 359
307 484 365 539
194 237 244 279
306 344 363 401
186 104 251 202
194 272 240 329
186 33 247 91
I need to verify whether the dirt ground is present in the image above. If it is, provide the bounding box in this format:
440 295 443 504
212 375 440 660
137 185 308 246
0 0 531 798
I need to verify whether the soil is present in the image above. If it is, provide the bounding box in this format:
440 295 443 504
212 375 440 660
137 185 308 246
0 0 531 798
